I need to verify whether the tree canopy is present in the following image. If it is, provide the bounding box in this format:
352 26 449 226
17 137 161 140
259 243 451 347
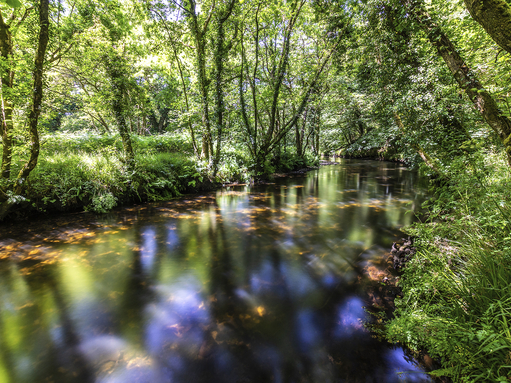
0 0 510 191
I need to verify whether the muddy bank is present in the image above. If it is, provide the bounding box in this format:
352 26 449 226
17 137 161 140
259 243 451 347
376 237 452 383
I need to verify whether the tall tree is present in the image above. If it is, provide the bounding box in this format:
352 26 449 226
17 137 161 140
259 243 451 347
13 0 49 194
0 5 16 180
239 0 345 174
401 0 511 166
103 49 136 169
96 0 138 169
211 0 237 176
184 0 214 160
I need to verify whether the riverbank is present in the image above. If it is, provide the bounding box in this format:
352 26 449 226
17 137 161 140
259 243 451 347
325 144 511 382
381 151 511 382
0 132 319 222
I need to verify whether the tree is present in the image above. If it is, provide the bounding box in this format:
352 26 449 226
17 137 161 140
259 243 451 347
463 0 511 55
399 0 511 166
211 0 237 176
95 0 139 169
0 0 50 190
13 0 49 194
238 0 345 174
184 0 215 161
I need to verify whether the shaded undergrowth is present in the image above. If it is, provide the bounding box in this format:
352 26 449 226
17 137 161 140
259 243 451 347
385 150 511 382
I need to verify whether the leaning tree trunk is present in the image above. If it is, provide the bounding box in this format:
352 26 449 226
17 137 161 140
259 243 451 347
405 0 511 166
14 0 50 194
463 0 511 55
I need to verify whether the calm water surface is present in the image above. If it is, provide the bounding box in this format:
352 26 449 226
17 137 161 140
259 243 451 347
0 159 432 383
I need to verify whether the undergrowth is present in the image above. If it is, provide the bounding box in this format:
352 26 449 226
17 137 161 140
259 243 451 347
385 150 511 382
25 151 200 213
0 132 318 216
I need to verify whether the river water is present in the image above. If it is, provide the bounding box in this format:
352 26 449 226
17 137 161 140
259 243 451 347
0 159 432 383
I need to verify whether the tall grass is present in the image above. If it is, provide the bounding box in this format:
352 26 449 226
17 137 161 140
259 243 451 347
1 131 320 216
386 150 511 382
40 131 195 155
1 133 201 214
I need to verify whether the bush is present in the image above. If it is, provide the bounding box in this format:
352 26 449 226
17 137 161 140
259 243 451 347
22 149 199 213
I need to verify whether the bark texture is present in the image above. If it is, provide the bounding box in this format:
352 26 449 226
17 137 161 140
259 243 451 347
463 0 511 55
406 0 511 165
14 0 50 194
0 10 14 180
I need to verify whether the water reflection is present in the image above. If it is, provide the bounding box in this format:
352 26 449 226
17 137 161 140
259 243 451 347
0 160 431 383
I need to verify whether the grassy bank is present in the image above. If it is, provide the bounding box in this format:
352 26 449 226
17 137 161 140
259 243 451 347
384 151 511 382
0 132 317 219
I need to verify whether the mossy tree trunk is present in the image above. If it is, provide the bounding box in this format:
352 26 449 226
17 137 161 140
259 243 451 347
212 0 237 177
0 9 14 180
463 0 511 55
104 50 135 171
13 0 49 194
185 0 213 161
404 0 511 167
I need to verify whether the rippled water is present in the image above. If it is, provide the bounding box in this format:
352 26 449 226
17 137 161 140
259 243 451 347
0 159 432 383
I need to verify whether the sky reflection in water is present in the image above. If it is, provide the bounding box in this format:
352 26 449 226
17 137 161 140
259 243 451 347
0 160 432 383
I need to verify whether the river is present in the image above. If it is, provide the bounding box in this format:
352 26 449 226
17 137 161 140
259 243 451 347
0 159 432 383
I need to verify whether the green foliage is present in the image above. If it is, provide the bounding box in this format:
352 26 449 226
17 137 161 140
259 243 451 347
3 132 201 213
345 126 410 162
40 132 194 155
273 150 319 173
88 192 117 213
136 152 195 201
213 143 251 183
0 0 21 8
386 151 511 382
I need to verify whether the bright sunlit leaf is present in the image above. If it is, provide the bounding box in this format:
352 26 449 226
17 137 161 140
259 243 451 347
0 0 21 8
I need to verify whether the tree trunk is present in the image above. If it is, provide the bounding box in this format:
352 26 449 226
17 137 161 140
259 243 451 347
0 10 14 180
463 0 511 55
173 47 197 154
405 0 511 166
315 108 321 156
295 120 302 158
185 0 213 161
104 51 135 170
14 0 50 194
212 0 237 177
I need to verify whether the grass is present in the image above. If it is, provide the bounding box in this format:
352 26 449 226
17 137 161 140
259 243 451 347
0 132 318 216
26 150 199 213
0 132 203 214
385 149 511 382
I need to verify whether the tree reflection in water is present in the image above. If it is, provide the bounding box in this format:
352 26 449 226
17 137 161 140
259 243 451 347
0 160 431 383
